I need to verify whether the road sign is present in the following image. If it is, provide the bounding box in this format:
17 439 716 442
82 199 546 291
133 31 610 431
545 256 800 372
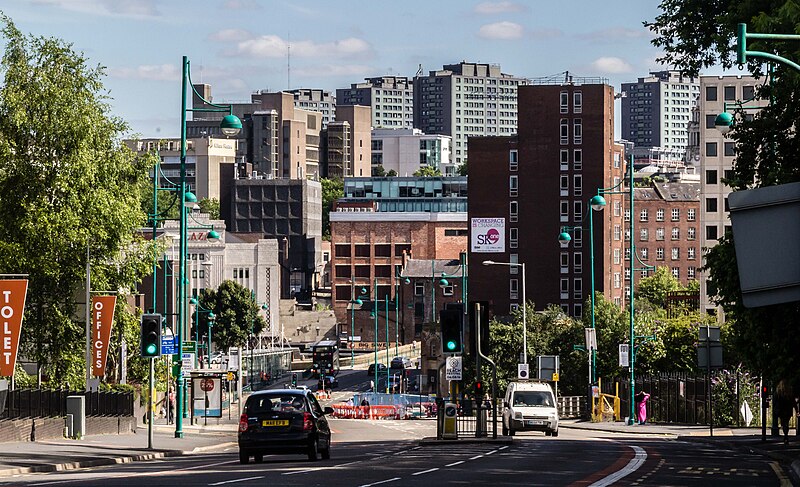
585 328 597 351
552 372 559 382
536 355 559 380
161 336 177 356
183 341 197 354
181 353 195 376
518 363 529 379
619 344 629 367
445 356 462 381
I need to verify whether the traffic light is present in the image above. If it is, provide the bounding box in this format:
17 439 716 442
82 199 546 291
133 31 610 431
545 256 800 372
440 309 463 354
475 381 485 398
291 373 298 387
761 384 770 409
469 301 490 356
140 314 162 358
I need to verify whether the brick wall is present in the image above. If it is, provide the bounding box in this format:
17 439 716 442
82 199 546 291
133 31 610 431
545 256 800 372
0 416 135 443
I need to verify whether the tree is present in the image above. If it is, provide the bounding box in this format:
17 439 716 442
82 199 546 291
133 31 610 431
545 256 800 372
647 1 800 386
0 16 154 387
198 197 220 220
457 161 468 176
200 280 266 351
413 166 441 177
637 266 684 308
387 169 397 177
320 177 343 240
371 165 386 177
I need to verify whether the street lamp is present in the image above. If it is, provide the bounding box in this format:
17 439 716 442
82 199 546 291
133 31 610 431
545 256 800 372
175 55 241 439
557 194 606 384
350 284 368 367
482 260 526 364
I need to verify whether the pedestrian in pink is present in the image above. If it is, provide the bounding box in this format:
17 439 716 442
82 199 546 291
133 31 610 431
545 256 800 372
635 391 650 424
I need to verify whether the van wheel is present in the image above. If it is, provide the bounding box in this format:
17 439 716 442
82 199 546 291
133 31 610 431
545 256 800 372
239 450 250 464
502 423 509 436
551 429 558 437
508 427 515 437
544 431 551 437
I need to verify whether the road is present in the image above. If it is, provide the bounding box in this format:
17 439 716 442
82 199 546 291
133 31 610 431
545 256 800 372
1 422 792 486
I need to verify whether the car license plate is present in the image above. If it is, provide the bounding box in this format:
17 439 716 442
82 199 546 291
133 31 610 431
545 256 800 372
262 420 289 427
527 420 544 426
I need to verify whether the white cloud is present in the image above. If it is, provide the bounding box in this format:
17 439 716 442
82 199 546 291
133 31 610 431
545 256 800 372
209 29 252 42
474 1 527 14
478 22 524 40
589 57 634 74
231 35 371 59
31 0 160 18
107 64 180 81
582 27 652 42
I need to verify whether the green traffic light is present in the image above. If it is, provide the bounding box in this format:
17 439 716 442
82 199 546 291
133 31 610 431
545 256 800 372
145 343 157 355
446 340 457 351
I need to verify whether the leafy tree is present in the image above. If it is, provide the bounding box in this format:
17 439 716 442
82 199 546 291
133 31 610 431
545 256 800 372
0 15 154 387
457 161 468 176
637 266 685 308
387 169 397 177
648 1 800 386
320 177 343 240
413 166 441 177
372 165 386 177
198 197 220 220
200 280 266 351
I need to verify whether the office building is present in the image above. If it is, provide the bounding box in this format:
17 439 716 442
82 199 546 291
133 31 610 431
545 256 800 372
324 105 372 178
371 129 454 176
337 76 413 129
288 88 336 128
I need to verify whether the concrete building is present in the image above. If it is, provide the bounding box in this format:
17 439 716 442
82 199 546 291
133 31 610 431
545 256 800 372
414 62 526 166
336 76 413 129
324 105 372 178
126 137 238 201
698 74 766 317
339 176 467 213
621 70 700 159
288 88 336 128
468 80 624 318
630 182 701 288
371 129 454 176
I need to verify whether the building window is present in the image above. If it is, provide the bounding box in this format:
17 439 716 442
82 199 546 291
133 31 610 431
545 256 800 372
509 175 518 197
560 119 568 144
510 253 519 274
743 85 755 99
560 175 569 195
614 225 621 241
510 227 518 248
415 282 424 296
574 303 583 318
656 247 664 260
656 227 665 241
705 142 718 157
640 228 648 241
624 268 631 281
560 91 569 113
574 119 582 144
671 208 680 221
688 247 696 260
624 228 630 241
574 252 582 273
687 227 696 240
641 248 649 260
614 273 621 289
509 150 518 171
624 248 631 260
724 85 736 101
706 85 717 101
573 227 582 248
560 252 569 274
573 149 582 170
706 170 717 185
672 247 680 260
573 278 582 299
510 279 518 300
687 208 696 221
671 227 680 240
574 175 582 197
560 278 569 299
688 266 696 279
672 267 680 278
640 209 648 222
706 197 718 212
724 141 736 156
574 200 583 223
560 149 569 171
656 208 664 221
560 200 569 222
574 91 582 113
613 201 621 216
613 248 621 264
706 225 718 240
510 201 518 222
443 285 454 296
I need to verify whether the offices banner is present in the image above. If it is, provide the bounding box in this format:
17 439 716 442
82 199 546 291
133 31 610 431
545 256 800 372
91 295 117 377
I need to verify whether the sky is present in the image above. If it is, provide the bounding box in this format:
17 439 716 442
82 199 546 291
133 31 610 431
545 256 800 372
2 0 673 138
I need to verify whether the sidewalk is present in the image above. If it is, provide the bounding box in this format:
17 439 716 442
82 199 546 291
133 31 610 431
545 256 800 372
561 419 800 479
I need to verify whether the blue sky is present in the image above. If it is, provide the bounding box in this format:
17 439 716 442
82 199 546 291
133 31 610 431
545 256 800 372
3 0 669 138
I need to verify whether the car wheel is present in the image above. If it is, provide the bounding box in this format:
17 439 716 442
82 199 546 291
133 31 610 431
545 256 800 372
239 450 249 464
254 452 264 463
321 445 331 460
307 439 318 461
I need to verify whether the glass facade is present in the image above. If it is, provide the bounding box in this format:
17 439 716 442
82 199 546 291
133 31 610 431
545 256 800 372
340 177 467 212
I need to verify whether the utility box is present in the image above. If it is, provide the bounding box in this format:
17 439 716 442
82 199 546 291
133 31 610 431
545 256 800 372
442 402 457 439
66 395 85 439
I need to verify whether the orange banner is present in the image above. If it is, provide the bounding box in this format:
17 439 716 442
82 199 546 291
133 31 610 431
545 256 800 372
0 280 28 377
91 295 117 377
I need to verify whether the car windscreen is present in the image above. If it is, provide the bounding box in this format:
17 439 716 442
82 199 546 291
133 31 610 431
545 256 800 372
246 394 307 414
512 391 554 407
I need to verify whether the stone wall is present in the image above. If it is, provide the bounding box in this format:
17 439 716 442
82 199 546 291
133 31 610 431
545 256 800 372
0 415 136 443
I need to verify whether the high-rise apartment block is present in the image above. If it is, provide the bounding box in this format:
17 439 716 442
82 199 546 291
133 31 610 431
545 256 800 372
324 105 372 178
336 76 414 130
414 62 525 166
288 88 336 128
621 71 700 162
469 80 624 318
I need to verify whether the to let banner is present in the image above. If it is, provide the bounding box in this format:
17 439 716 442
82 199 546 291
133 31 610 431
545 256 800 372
0 280 28 377
91 295 117 377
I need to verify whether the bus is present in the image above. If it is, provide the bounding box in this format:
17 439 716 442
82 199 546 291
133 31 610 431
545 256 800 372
310 340 340 379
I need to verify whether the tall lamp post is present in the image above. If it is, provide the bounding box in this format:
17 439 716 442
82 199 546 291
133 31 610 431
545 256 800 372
350 283 367 368
189 297 214 368
176 55 241 438
482 260 526 364
557 194 606 384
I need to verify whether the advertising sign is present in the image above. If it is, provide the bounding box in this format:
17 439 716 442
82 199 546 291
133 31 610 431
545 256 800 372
619 344 629 367
91 295 117 377
192 376 222 417
471 218 505 253
0 280 28 377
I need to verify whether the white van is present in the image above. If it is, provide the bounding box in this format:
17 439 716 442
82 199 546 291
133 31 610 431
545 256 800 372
502 381 559 437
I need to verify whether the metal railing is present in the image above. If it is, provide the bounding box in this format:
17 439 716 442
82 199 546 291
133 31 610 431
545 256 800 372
0 389 134 419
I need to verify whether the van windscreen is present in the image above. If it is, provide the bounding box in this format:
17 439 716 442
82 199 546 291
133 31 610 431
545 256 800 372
513 391 554 407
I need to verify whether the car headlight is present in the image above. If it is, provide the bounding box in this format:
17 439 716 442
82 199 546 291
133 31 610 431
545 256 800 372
514 411 523 420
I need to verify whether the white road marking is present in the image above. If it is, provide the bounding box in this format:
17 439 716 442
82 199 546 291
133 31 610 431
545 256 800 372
208 476 265 485
485 449 498 455
769 461 793 487
499 446 509 450
469 455 484 460
358 477 401 487
588 445 647 487
412 467 439 476
445 460 465 467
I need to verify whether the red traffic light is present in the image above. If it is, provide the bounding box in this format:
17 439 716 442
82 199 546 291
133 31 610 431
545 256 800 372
475 381 484 393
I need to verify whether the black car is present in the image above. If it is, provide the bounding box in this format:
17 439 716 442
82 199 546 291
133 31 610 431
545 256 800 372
367 363 387 376
238 389 333 463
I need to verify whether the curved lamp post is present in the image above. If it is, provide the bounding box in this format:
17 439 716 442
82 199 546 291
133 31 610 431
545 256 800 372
175 55 241 439
189 296 214 368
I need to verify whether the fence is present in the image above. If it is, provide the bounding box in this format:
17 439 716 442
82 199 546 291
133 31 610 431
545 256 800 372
0 389 134 420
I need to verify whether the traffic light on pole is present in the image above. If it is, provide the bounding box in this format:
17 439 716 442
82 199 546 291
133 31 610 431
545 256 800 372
440 309 463 354
475 380 485 398
140 314 162 358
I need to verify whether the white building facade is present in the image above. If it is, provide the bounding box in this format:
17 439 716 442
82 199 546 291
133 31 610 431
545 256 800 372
371 128 453 176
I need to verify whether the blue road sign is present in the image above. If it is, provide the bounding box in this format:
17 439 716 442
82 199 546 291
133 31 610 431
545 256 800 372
161 336 177 355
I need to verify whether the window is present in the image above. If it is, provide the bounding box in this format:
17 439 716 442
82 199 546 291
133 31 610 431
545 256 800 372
656 247 665 260
560 119 568 144
573 227 582 248
624 248 631 260
614 273 621 288
510 228 518 248
672 248 679 260
574 303 583 318
573 201 582 223
560 278 569 299
656 227 665 241
560 252 569 273
573 149 582 170
509 279 518 300
688 266 696 279
624 209 630 222
613 201 621 217
624 268 631 281
705 142 718 157
573 278 582 299
705 114 717 129
656 208 665 221
624 228 630 241
687 208 696 221
613 225 621 241
613 248 620 264
671 227 680 240
574 252 582 273
743 85 756 100
560 200 569 222
706 197 718 212
706 86 717 101
560 150 569 170
724 142 736 156
640 228 649 241
509 201 518 222
706 170 718 185
706 225 718 240
443 285 454 296
509 175 518 197
509 150 518 171
641 248 649 260
671 209 680 221
560 91 569 113
415 282 424 296
672 267 680 278
510 254 519 274
573 119 582 144
724 86 736 101
560 175 569 195
688 247 696 260
640 209 648 222
574 92 582 113
574 175 582 197
687 227 696 240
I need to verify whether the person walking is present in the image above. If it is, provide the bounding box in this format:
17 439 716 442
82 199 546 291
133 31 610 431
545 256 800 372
635 391 650 425
775 380 796 445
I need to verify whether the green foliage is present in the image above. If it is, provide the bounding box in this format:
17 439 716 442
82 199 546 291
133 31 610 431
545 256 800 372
457 161 468 176
0 16 154 387
198 198 220 220
637 266 685 308
372 165 386 177
387 169 397 177
320 177 343 240
413 166 442 177
200 280 266 351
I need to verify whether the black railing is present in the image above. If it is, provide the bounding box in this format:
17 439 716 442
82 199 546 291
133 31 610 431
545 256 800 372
603 373 710 425
0 389 134 420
